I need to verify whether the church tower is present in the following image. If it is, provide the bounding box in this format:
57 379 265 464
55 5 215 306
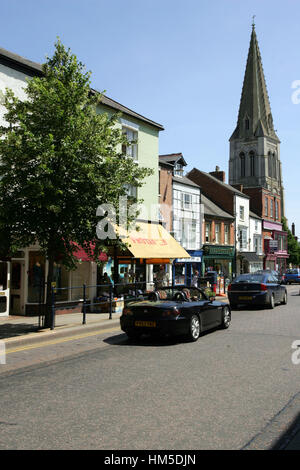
229 23 285 217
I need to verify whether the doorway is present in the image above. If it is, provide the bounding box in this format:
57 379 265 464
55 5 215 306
11 261 25 315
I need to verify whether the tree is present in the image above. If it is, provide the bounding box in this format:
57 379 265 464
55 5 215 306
282 217 300 266
0 40 152 327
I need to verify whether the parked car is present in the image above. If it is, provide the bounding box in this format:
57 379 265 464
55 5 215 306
120 285 231 342
283 268 300 284
228 272 287 309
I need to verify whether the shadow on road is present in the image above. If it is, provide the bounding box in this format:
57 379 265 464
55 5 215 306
0 323 40 340
271 411 300 450
104 327 219 347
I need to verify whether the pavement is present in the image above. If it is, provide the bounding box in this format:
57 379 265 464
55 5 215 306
1 292 299 450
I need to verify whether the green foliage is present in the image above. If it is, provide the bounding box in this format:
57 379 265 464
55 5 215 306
282 217 300 266
0 39 153 269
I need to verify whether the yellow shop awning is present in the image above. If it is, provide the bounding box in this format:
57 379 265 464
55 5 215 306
115 222 190 260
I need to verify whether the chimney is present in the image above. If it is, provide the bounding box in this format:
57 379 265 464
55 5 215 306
232 184 244 193
209 166 226 183
292 223 295 236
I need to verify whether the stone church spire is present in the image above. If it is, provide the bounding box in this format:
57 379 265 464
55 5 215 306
230 23 279 143
229 24 285 218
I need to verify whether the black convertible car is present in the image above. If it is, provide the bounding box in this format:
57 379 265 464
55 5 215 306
228 272 288 309
120 286 231 342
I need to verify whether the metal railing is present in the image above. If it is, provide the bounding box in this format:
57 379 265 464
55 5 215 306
49 281 151 330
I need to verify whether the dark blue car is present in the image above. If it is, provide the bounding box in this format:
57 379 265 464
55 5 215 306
228 272 287 309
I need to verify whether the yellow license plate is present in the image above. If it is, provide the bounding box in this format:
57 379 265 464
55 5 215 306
135 321 156 327
238 296 252 300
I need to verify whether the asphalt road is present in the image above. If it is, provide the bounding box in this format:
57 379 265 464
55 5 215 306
0 285 300 450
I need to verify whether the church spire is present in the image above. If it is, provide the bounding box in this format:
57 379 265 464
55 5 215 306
230 24 279 142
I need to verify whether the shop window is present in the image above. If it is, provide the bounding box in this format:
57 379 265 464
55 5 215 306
27 252 45 303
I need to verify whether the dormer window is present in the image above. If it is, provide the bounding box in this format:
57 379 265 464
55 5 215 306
245 118 250 130
174 163 183 176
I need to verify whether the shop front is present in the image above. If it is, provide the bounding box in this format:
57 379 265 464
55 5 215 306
110 221 190 290
172 250 203 286
202 245 235 283
263 222 289 275
0 244 108 316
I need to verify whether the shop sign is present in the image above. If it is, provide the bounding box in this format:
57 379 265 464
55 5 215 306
203 246 235 256
176 257 201 263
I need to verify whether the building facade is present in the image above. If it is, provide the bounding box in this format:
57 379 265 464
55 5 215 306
0 46 170 315
159 154 202 285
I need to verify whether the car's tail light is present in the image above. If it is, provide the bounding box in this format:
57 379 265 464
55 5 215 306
260 284 268 291
227 284 232 292
162 308 180 317
122 308 133 316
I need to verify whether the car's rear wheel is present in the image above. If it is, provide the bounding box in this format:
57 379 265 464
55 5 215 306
281 290 288 305
269 294 275 309
187 314 201 342
221 306 231 329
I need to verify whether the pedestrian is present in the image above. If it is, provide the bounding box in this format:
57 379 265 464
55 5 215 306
191 270 199 287
155 265 169 289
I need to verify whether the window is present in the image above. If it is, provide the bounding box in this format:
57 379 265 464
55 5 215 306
205 222 211 242
275 200 279 220
182 193 192 209
238 228 247 250
122 127 138 160
254 236 262 254
255 220 258 231
224 224 229 244
268 152 273 178
239 206 245 221
273 154 277 179
264 197 268 216
215 223 220 243
240 153 245 177
249 151 255 176
270 199 274 218
174 163 183 176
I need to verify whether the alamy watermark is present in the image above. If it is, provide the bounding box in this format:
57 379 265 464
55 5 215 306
95 197 204 245
291 340 300 365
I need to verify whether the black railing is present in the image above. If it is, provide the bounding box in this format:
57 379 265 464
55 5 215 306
49 281 151 330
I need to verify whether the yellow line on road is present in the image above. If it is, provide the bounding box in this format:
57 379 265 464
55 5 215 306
5 326 121 354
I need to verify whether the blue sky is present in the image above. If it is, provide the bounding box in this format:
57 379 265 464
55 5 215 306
2 0 300 236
